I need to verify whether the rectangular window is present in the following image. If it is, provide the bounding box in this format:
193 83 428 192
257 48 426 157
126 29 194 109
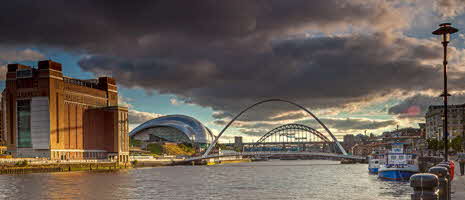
56 95 60 144
17 100 32 148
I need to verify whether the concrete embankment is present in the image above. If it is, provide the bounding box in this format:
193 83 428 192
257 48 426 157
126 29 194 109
0 158 253 174
0 162 131 174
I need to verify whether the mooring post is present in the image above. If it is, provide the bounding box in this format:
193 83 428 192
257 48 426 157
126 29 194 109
410 173 439 200
428 166 449 200
438 162 453 200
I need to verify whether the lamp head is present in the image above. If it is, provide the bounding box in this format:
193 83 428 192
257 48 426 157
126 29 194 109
433 23 459 43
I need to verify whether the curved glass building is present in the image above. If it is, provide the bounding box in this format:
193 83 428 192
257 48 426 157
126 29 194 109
129 115 214 145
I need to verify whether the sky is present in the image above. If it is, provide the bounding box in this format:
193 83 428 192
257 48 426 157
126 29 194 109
2 0 465 143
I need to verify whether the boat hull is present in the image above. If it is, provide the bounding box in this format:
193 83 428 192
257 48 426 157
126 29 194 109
378 169 417 181
368 168 379 174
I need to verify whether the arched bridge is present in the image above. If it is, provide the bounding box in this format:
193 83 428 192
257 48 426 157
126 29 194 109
248 123 339 153
202 99 348 158
254 123 331 145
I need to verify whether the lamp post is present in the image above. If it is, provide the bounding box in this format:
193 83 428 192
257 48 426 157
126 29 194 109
433 23 459 161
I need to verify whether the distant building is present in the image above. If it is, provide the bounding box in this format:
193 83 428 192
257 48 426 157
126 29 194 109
1 60 129 162
351 144 372 157
382 128 422 140
381 127 425 155
343 134 355 150
418 123 426 138
0 109 3 145
234 136 243 150
425 105 465 139
354 134 370 144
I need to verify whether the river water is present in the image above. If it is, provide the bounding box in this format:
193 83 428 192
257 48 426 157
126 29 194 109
0 160 411 200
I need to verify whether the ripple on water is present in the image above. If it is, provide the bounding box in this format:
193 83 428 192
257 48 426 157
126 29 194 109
0 160 412 200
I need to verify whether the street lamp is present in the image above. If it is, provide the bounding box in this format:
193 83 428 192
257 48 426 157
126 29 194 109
433 23 459 161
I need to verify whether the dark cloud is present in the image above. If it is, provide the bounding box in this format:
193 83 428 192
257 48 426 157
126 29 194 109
79 33 451 119
1 0 457 125
388 93 465 118
0 0 404 49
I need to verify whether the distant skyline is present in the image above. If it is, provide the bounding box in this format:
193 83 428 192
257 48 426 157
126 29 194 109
1 1 465 142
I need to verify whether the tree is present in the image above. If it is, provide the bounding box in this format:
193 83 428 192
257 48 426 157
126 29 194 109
427 139 439 151
130 139 142 147
451 136 463 153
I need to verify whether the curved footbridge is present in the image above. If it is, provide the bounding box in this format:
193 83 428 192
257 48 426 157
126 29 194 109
183 151 366 163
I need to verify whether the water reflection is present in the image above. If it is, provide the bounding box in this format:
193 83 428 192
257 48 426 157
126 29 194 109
0 160 411 200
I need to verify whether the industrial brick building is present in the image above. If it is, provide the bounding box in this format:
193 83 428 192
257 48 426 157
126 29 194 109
1 60 129 162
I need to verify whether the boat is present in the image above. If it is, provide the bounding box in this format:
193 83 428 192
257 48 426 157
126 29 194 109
378 143 418 181
368 154 382 174
251 156 269 162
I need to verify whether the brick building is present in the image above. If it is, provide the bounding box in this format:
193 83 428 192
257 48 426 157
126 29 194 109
1 60 129 162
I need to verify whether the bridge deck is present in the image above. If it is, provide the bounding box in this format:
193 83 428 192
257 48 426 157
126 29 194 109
186 152 365 162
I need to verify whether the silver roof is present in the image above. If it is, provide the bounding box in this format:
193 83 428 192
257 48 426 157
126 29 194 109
129 115 214 144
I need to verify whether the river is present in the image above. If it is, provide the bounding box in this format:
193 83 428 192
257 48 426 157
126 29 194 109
0 160 411 200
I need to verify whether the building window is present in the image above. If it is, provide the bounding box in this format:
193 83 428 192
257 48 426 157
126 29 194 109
56 95 60 144
17 100 32 148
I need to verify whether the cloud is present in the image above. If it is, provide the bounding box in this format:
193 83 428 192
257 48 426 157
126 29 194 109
388 93 465 118
214 115 397 138
0 48 44 62
118 95 133 108
0 65 6 81
297 118 397 131
128 110 163 124
0 1 407 49
434 0 465 17
0 1 452 130
0 48 44 80
169 97 180 105
79 33 450 119
212 111 234 119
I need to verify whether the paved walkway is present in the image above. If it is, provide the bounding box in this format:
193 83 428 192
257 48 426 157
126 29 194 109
452 161 465 199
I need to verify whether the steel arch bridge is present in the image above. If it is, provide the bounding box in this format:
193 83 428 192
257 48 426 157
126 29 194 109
203 99 348 157
254 124 331 145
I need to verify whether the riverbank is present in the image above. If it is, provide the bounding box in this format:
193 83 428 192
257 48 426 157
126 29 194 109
0 157 253 175
0 162 130 174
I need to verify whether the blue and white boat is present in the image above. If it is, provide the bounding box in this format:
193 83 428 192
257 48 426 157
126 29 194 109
368 154 382 174
378 143 418 181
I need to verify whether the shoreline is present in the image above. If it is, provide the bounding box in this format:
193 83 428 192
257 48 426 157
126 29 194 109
0 162 131 175
0 158 254 175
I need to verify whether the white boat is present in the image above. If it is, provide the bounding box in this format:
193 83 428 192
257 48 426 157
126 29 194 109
368 154 383 174
378 143 418 181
